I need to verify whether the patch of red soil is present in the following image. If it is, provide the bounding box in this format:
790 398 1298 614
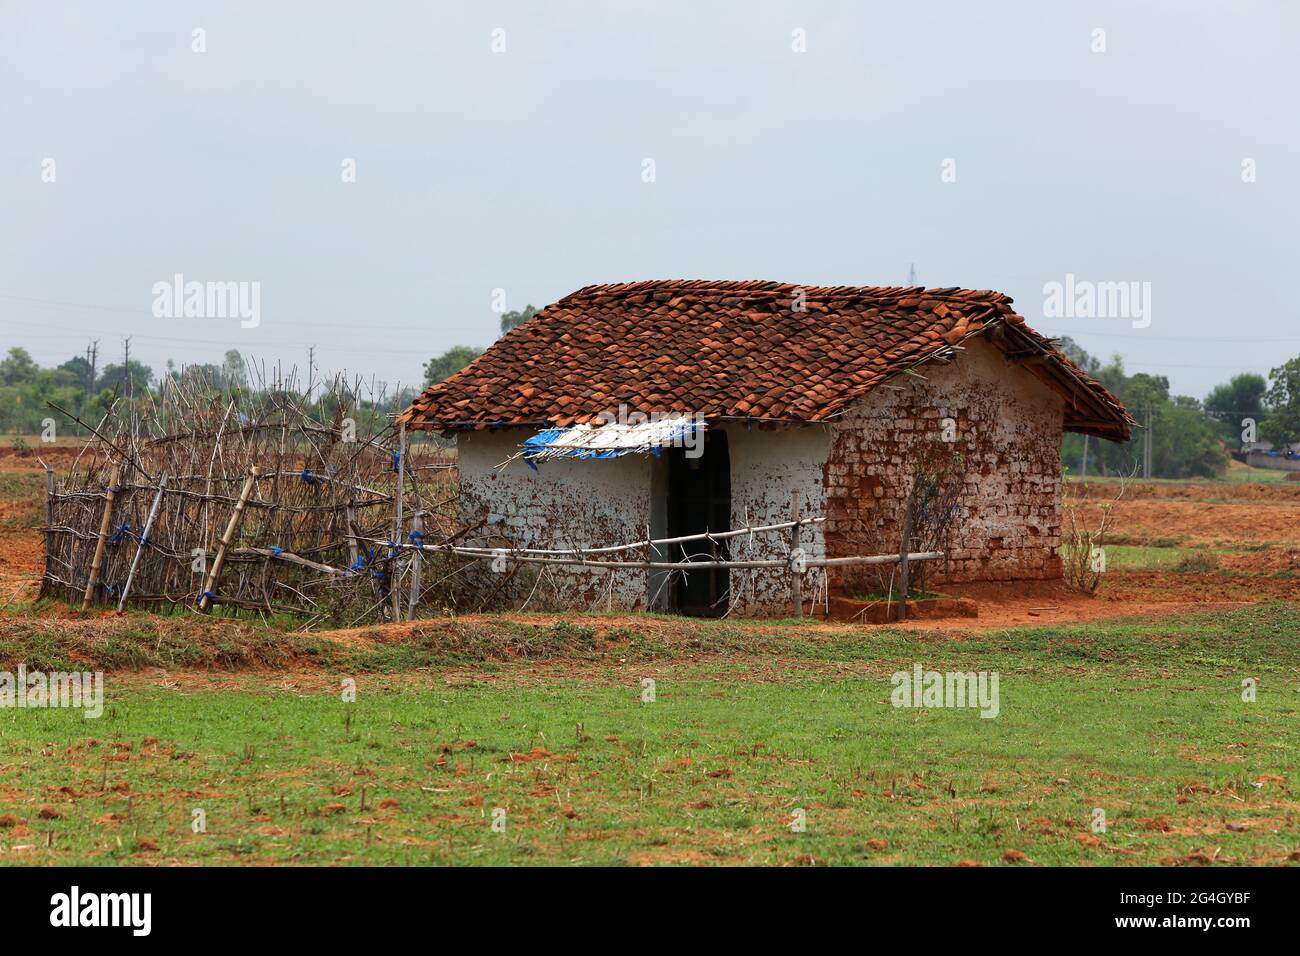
912 579 1256 632
1097 571 1298 603
1073 479 1300 504
1070 498 1300 548
0 446 82 466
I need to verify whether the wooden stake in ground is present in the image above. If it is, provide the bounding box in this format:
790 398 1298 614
390 420 405 622
118 474 167 612
81 463 121 610
790 490 803 618
344 500 361 570
897 501 914 622
41 464 54 599
406 510 422 619
198 467 260 612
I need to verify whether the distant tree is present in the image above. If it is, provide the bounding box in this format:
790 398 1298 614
58 355 95 392
1054 336 1101 377
222 350 248 391
499 305 537 335
96 360 153 395
422 346 482 386
0 348 40 386
1154 396 1227 478
1261 356 1300 448
1205 373 1268 445
179 363 225 390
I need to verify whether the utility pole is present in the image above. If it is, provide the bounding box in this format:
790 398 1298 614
908 263 918 286
86 340 99 394
122 336 132 401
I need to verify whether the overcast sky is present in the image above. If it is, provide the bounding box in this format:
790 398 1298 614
2 0 1297 400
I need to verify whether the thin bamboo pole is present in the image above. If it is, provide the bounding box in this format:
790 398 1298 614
406 511 422 618
80 463 121 610
344 500 361 569
41 465 54 599
390 420 405 622
400 544 943 571
359 517 827 560
897 504 915 622
790 491 803 618
118 474 167 612
198 467 259 612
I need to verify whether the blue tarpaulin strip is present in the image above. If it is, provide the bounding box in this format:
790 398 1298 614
522 422 703 462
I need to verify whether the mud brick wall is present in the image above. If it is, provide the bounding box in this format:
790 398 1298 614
823 339 1065 591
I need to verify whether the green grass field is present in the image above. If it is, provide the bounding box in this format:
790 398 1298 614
2 603 1297 866
1100 544 1233 572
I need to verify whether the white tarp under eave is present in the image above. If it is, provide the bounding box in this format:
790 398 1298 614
519 416 705 466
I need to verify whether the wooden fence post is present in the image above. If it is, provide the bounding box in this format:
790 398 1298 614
118 474 167 612
406 510 422 619
391 421 405 622
41 465 55 599
81 463 121 610
897 502 914 622
790 491 803 618
199 467 259 612
344 500 361 570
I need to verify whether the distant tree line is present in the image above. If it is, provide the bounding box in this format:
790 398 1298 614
12 317 1299 484
0 345 403 438
1058 337 1300 479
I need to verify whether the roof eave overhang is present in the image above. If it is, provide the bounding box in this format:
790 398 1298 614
397 314 1136 443
980 320 1135 444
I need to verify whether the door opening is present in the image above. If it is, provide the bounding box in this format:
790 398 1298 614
666 431 730 617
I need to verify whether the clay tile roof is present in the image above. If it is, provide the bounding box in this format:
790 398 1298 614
399 280 1133 441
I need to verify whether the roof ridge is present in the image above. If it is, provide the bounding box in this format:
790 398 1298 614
559 279 1012 306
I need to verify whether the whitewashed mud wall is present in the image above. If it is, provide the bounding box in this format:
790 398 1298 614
721 423 830 616
457 428 652 608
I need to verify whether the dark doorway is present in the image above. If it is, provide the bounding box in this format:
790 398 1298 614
666 431 730 616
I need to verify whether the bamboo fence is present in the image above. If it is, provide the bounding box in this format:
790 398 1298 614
41 372 462 627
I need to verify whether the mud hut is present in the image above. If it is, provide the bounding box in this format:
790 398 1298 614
398 280 1133 616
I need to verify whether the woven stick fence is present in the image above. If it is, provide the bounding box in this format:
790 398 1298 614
40 371 464 627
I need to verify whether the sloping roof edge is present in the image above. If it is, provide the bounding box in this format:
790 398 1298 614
398 282 1134 442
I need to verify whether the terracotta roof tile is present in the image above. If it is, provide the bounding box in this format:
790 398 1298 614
398 280 1133 440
